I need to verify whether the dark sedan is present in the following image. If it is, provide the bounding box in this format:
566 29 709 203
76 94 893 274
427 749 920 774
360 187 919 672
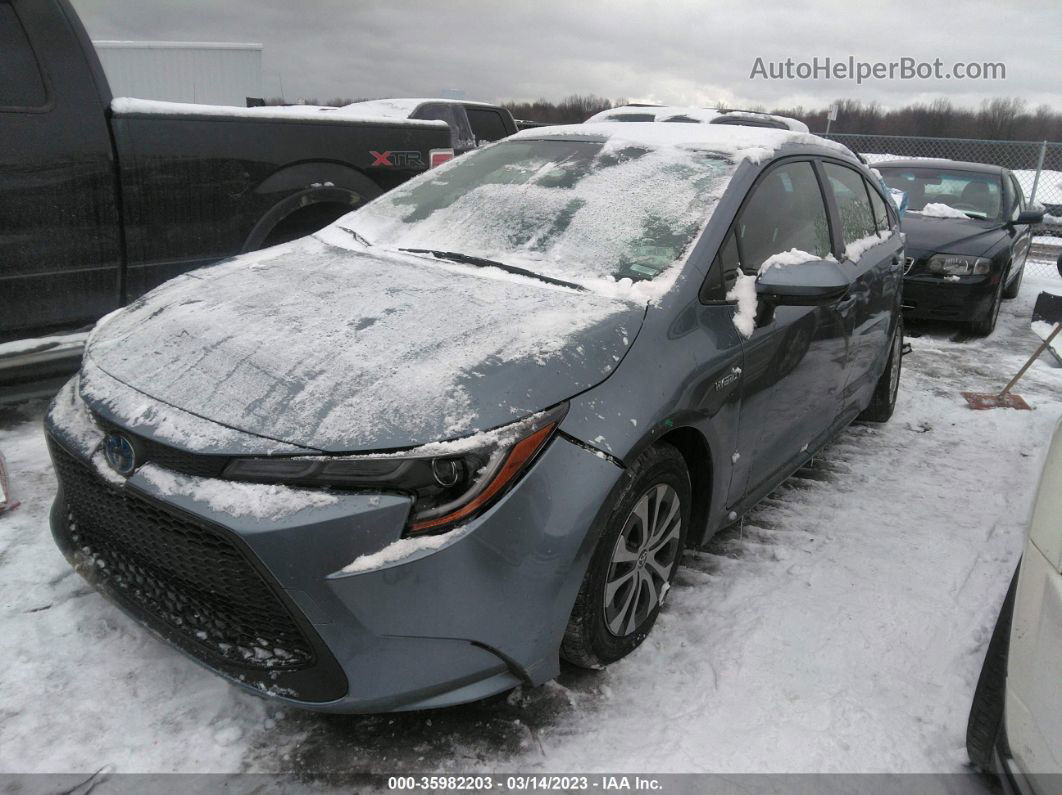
877 159 1044 335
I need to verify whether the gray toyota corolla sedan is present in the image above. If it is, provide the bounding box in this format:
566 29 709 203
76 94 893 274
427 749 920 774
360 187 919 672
46 122 904 712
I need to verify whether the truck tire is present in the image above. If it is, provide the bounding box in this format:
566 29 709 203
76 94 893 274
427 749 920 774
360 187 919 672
966 564 1019 772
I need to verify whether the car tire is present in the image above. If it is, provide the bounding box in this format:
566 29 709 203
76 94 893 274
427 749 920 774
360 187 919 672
561 443 690 669
858 317 903 423
970 277 1004 337
1002 262 1023 300
966 564 1019 772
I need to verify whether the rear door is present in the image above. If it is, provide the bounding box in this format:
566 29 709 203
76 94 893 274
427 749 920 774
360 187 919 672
722 158 849 506
820 161 903 410
0 0 121 339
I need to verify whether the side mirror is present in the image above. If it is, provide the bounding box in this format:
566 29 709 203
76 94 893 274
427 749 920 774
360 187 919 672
755 258 851 306
1014 208 1045 225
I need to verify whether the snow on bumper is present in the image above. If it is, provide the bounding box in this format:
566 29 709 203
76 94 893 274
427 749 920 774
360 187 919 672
44 382 623 712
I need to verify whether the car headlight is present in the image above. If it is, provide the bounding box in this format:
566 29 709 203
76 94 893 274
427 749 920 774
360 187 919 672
222 403 568 534
926 254 991 276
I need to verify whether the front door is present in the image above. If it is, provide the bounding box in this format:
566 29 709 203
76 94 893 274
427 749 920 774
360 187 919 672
723 159 849 506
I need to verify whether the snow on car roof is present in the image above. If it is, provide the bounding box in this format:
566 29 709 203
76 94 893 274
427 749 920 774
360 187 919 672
584 105 810 133
335 97 502 119
511 120 851 162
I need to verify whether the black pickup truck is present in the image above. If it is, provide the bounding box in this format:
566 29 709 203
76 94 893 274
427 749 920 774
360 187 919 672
0 0 453 348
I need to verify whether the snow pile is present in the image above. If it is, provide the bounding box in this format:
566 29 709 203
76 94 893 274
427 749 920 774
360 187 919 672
913 203 971 219
340 527 472 574
726 248 825 338
138 464 339 520
726 269 759 337
47 377 103 457
844 231 892 261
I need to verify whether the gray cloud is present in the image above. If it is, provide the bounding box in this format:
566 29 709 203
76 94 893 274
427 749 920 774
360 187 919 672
72 0 1061 111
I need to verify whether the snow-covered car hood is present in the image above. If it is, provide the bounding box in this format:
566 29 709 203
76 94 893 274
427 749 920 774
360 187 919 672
82 237 644 453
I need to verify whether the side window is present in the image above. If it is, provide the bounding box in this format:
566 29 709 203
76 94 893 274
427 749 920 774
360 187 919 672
865 179 891 232
466 108 510 144
0 5 48 109
413 103 475 151
823 163 877 246
702 232 741 300
734 161 832 271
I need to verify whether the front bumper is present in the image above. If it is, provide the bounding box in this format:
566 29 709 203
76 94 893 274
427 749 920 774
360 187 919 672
901 272 999 322
45 400 623 713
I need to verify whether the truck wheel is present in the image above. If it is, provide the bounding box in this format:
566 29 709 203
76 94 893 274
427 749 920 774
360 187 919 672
561 443 690 669
260 202 357 248
858 317 902 423
966 565 1019 772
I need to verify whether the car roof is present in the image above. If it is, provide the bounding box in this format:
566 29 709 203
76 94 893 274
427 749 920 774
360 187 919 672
510 120 856 163
340 97 500 118
584 104 810 133
874 158 1006 175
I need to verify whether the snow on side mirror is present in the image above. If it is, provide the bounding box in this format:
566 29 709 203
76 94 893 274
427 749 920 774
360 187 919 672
755 258 851 306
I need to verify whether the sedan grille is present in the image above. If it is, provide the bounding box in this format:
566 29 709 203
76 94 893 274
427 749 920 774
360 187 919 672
47 437 347 701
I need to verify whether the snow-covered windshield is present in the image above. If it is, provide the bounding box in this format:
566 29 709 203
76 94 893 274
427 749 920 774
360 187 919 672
351 138 735 288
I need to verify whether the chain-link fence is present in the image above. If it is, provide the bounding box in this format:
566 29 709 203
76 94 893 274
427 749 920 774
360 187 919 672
825 133 1062 279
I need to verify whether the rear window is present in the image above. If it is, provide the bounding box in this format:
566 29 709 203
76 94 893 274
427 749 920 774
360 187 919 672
0 5 47 109
466 108 510 144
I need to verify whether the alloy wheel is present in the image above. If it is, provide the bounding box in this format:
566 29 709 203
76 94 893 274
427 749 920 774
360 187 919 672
603 484 682 637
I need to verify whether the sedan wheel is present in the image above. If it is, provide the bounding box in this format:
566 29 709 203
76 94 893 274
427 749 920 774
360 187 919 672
562 443 691 668
604 484 682 637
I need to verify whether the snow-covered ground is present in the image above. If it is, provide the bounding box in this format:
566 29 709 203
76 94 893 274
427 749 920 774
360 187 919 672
1 262 1061 778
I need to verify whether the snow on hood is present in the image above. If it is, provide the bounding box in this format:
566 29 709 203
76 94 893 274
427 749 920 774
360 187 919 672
83 236 643 453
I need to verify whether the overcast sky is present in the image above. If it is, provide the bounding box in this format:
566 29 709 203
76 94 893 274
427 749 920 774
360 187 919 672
72 0 1061 112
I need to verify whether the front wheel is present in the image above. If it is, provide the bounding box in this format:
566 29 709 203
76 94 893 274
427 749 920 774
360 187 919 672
858 317 903 423
970 277 1004 337
561 443 690 669
1002 262 1023 300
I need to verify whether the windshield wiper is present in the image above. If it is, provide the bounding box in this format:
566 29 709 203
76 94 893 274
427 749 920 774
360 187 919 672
399 248 586 292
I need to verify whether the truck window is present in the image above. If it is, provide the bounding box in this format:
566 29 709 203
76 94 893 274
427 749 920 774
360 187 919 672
0 5 48 109
466 107 510 144
413 103 475 151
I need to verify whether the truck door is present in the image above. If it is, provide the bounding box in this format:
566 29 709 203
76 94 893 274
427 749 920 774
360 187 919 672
0 0 122 340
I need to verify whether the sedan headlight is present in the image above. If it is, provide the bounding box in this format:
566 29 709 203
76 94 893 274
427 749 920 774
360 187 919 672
926 254 991 276
222 403 568 534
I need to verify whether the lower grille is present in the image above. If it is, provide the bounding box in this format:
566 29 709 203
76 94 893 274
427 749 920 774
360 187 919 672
48 437 347 702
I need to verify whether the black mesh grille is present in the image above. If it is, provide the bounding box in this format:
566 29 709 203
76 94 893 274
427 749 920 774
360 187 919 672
50 440 314 672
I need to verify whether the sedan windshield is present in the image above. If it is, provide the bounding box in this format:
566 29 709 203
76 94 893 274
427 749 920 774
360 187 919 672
878 166 1003 220
351 138 735 288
